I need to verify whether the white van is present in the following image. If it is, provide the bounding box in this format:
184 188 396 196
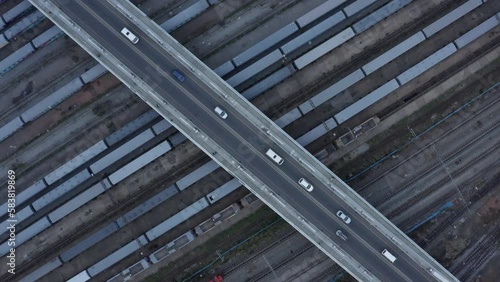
382 249 397 263
121 27 139 44
266 149 284 165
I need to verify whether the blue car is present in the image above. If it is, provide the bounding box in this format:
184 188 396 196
172 70 185 82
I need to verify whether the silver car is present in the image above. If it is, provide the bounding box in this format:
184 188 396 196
336 210 351 224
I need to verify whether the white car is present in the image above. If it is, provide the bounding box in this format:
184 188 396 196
336 230 348 241
336 210 351 224
298 178 313 192
214 106 228 119
120 27 139 44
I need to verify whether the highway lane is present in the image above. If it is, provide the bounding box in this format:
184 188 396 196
54 0 435 280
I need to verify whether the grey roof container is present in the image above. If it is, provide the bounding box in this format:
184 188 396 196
241 66 295 100
0 43 34 75
32 25 63 48
80 63 108 84
167 131 187 147
44 140 107 185
116 185 178 228
87 235 148 277
60 222 119 262
232 22 298 67
21 77 84 122
396 43 457 85
90 129 154 174
422 0 482 38
105 109 158 146
343 0 376 17
206 178 241 204
296 0 347 28
296 117 337 146
4 10 45 40
0 180 45 218
48 182 106 223
335 79 399 124
293 28 354 70
352 0 413 34
108 141 171 185
0 217 51 256
226 49 283 88
281 11 346 55
160 0 209 32
33 169 91 211
176 160 219 191
146 198 209 241
152 119 172 135
0 206 33 237
0 116 23 142
213 61 235 77
299 69 365 115
362 32 425 75
454 13 500 49
275 108 302 128
19 257 62 282
2 0 33 23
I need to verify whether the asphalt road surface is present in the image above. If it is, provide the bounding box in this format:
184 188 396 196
52 0 435 280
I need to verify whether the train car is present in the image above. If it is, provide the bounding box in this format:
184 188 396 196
104 109 158 146
44 140 107 185
107 141 171 185
67 270 91 282
296 118 337 146
0 205 34 237
32 25 63 49
241 66 295 100
107 258 151 281
160 0 209 32
151 119 172 135
89 129 155 174
4 10 45 40
176 160 219 191
362 31 425 75
206 178 241 204
213 61 235 77
145 198 209 241
149 230 195 263
0 42 35 76
0 217 51 256
61 222 119 262
281 11 346 55
454 13 500 49
87 235 148 277
335 79 399 124
33 169 92 211
115 185 178 228
0 116 23 142
232 22 298 67
293 27 354 70
0 17 5 31
226 49 283 88
295 0 346 28
80 63 107 84
299 69 365 115
0 180 45 219
275 108 302 128
20 77 84 122
167 131 188 147
19 257 62 282
0 33 8 48
1 0 33 24
343 0 376 17
396 43 457 85
352 0 413 34
48 182 107 223
422 0 483 38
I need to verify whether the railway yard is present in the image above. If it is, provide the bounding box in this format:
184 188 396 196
0 0 499 281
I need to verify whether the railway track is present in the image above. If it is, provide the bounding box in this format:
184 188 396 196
419 172 500 247
451 224 500 281
356 94 500 193
372 120 500 207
